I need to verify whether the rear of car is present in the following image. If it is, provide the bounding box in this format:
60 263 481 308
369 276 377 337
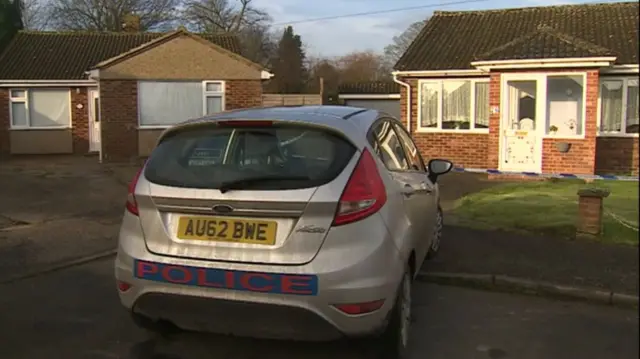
114 115 407 342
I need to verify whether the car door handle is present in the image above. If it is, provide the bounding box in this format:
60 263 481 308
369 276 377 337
402 184 415 197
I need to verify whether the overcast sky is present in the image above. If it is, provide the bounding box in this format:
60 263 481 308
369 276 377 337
252 0 620 57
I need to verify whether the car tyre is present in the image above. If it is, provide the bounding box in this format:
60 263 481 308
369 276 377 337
426 205 443 259
375 266 412 359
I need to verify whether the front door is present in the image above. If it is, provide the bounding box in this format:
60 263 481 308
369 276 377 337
499 75 545 173
88 89 100 153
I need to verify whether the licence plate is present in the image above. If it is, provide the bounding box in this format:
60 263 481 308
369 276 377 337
177 216 277 245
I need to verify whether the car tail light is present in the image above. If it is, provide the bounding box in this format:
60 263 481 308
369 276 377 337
125 166 144 216
117 280 132 292
333 299 385 315
332 149 387 226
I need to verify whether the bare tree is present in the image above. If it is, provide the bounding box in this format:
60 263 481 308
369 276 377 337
47 0 180 31
238 22 276 66
383 20 426 68
307 56 340 94
182 0 270 33
335 50 390 83
21 0 50 29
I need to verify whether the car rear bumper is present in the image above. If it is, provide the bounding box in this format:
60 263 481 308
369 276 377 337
132 293 344 341
115 211 405 341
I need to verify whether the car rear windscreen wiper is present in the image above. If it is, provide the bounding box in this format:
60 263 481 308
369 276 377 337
218 175 311 193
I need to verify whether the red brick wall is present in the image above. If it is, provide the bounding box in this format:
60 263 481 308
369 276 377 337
100 80 139 163
0 88 9 156
595 137 640 176
71 87 90 154
226 80 263 110
487 73 501 169
399 78 490 168
541 70 599 174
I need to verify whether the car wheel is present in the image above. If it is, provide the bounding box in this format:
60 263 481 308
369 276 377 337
376 266 412 359
426 206 443 259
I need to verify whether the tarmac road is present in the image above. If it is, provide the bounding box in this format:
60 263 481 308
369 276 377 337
0 258 637 359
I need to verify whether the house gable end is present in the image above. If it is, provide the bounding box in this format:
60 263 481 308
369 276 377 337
98 34 263 80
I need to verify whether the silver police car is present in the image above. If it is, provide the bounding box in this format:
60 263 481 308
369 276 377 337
115 106 452 358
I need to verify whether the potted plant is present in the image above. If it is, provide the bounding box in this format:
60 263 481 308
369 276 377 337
556 141 572 153
549 125 559 135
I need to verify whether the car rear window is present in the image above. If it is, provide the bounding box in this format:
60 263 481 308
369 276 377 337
144 124 357 190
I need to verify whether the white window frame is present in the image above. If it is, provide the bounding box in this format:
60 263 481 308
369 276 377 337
597 76 639 137
542 72 588 140
136 80 226 129
8 88 72 130
202 80 226 115
416 78 490 133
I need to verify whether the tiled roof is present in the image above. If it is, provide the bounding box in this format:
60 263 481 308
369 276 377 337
395 1 639 71
0 31 241 80
474 25 618 61
338 81 401 94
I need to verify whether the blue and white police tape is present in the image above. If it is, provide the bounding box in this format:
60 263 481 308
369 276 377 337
452 167 639 181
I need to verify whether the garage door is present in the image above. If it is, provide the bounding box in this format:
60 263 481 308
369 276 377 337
344 99 401 120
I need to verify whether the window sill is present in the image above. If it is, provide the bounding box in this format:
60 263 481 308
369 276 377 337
415 128 490 134
10 126 71 131
597 132 639 138
543 134 586 140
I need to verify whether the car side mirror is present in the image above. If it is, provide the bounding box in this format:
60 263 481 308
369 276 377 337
427 159 453 183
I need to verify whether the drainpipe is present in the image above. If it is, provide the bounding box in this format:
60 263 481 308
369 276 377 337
392 72 412 134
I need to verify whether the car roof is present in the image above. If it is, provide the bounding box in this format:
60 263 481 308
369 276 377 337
165 106 399 149
184 106 379 127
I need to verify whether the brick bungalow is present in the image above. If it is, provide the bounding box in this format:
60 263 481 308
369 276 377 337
392 1 639 176
0 29 272 162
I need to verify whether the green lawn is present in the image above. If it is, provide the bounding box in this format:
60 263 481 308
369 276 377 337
449 179 639 245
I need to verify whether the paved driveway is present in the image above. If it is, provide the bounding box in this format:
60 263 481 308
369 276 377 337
0 258 637 359
0 156 139 281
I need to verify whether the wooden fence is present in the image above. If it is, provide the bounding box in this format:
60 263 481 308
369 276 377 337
262 94 323 107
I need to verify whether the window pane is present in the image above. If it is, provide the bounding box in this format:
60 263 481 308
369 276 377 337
205 82 223 92
393 123 424 171
420 82 439 128
442 81 471 129
546 75 584 135
372 122 409 171
600 80 623 132
474 82 489 128
29 89 70 127
626 82 639 133
11 102 27 127
138 81 203 126
10 90 26 98
144 125 356 191
206 96 223 115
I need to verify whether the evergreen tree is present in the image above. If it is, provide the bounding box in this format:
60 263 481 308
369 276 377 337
268 26 308 94
0 0 23 53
